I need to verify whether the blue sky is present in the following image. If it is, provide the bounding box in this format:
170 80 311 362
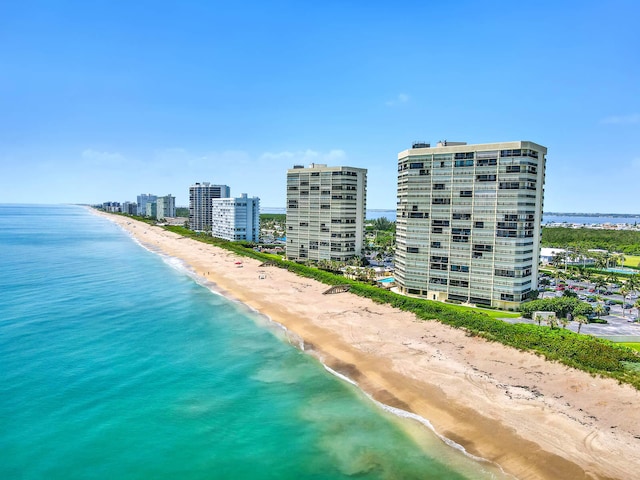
1 1 639 212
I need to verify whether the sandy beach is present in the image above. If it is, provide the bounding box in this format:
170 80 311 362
100 212 640 480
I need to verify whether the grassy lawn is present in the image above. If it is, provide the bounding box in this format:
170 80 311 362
620 343 640 353
624 255 640 268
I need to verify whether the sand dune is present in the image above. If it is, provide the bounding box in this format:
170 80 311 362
100 212 640 480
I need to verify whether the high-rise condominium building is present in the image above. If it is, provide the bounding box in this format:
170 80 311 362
156 194 176 220
286 164 367 262
189 182 230 231
211 194 260 242
137 194 157 217
395 140 547 310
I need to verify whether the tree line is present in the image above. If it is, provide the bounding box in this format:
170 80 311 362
542 227 640 255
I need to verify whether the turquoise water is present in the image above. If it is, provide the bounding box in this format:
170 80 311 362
378 277 395 283
0 205 506 479
604 267 638 275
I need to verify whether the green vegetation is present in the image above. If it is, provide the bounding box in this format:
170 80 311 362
624 255 640 268
175 207 189 217
260 213 286 223
542 227 640 256
620 343 640 353
153 221 640 390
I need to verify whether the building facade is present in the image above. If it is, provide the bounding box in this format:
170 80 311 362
121 201 138 215
286 164 367 262
156 194 176 220
137 194 157 217
395 140 547 310
211 194 260 241
189 182 230 231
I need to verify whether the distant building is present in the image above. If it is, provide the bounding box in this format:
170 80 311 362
121 201 138 215
286 163 367 262
156 194 176 220
394 140 547 310
145 202 157 218
137 194 157 217
102 201 121 213
211 194 260 241
189 182 231 231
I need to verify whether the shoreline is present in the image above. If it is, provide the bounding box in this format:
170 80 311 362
98 211 640 480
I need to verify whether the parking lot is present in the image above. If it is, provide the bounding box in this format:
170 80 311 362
505 276 640 338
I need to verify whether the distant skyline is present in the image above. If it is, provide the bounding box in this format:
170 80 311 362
1 1 639 212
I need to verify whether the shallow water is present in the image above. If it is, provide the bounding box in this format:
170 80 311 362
0 205 509 479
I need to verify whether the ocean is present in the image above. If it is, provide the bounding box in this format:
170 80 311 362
262 207 640 225
0 205 507 480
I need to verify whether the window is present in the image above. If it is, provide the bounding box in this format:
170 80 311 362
454 152 474 160
476 158 497 166
430 277 448 285
431 220 450 226
432 227 443 234
420 169 430 176
454 159 474 167
473 244 492 252
432 198 451 205
450 265 469 273
500 149 522 157
476 174 496 182
433 183 445 190
452 213 471 220
474 221 484 228
499 182 520 190
431 241 441 248
460 190 473 197
410 162 424 169
505 165 521 173
495 269 515 277
409 212 425 218
407 247 420 253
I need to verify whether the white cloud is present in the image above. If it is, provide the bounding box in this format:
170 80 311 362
259 149 346 165
81 149 126 164
385 93 410 107
600 113 640 125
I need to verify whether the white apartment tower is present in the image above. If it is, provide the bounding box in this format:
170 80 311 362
395 140 547 310
286 164 367 262
211 194 260 242
189 182 230 231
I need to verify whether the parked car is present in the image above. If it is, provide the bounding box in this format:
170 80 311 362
588 288 595 293
623 303 634 309
605 299 615 305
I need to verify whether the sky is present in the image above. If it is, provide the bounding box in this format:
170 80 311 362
1 0 639 212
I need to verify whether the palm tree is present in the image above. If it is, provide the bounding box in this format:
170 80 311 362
575 315 588 334
620 285 630 317
546 316 558 330
634 299 640 323
616 253 626 269
534 313 544 327
593 303 606 319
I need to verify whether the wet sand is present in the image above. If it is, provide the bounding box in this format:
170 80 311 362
100 212 640 480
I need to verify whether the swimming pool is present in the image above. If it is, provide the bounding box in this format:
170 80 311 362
378 277 395 283
604 267 639 275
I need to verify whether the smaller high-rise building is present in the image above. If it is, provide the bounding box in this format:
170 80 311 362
189 182 231 231
211 194 260 242
137 194 157 217
286 163 367 262
121 201 138 215
156 194 176 220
